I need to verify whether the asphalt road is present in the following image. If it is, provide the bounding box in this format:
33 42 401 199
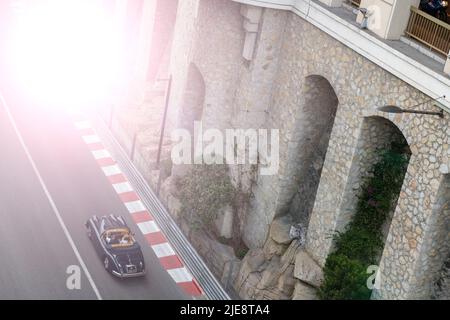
0 84 188 300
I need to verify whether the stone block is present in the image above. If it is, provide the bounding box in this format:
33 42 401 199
245 248 266 272
292 281 318 300
277 265 296 296
258 256 282 289
269 215 294 245
294 249 324 288
221 259 242 288
263 238 288 260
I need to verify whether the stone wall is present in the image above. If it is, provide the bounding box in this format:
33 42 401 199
146 0 179 83
124 0 450 299
272 13 450 299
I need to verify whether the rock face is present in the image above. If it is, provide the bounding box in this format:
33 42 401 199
294 249 324 288
263 238 288 260
214 205 234 239
292 281 318 300
235 239 304 299
270 215 294 245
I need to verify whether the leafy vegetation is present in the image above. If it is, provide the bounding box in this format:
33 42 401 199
177 164 237 230
319 141 410 300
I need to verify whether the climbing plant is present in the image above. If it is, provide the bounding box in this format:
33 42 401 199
319 141 410 300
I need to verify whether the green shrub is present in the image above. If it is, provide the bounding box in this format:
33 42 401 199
334 227 383 263
177 165 236 230
318 253 371 300
320 142 409 299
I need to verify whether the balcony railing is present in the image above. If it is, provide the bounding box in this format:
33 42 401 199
405 6 450 56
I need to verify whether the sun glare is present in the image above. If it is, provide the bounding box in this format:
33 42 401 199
9 0 124 109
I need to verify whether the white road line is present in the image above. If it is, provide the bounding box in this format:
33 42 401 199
167 267 193 283
82 134 101 144
101 164 122 176
151 243 176 258
91 149 112 160
0 93 103 300
112 181 133 194
124 200 146 214
137 220 160 235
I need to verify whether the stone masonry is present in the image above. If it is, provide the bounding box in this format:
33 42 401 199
115 0 450 299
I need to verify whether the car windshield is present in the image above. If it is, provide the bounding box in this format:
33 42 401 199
102 228 135 248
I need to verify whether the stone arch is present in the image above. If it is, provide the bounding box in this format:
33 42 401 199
171 62 205 177
179 63 205 133
337 116 411 246
414 174 450 299
277 75 339 228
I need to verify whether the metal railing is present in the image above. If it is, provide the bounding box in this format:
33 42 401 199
405 6 450 56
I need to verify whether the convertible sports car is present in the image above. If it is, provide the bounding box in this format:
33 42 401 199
85 215 146 278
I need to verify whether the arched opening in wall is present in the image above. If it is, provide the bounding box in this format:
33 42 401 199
171 63 205 179
422 175 450 299
285 75 338 228
320 116 411 299
180 63 205 134
338 116 411 245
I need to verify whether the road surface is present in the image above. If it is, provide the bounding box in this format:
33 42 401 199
0 84 188 300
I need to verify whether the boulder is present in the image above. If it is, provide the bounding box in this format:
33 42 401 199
239 272 262 299
263 238 288 260
210 240 236 265
221 259 241 289
270 215 293 245
294 249 324 288
277 264 296 296
292 281 318 300
245 248 266 272
258 256 282 289
280 239 302 265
